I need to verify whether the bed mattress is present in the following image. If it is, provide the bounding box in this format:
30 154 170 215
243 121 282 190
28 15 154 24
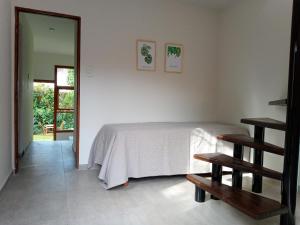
88 122 249 189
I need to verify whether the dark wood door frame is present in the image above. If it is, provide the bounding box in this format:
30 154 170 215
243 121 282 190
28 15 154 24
34 79 55 83
14 7 81 171
54 65 75 141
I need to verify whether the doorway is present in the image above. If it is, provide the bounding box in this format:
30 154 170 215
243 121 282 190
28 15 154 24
14 7 81 171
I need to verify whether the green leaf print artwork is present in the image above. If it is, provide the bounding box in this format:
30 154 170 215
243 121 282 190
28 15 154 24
141 44 152 64
168 46 181 58
165 44 183 73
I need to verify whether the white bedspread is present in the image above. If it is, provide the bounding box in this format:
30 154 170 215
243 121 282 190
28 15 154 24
88 122 249 189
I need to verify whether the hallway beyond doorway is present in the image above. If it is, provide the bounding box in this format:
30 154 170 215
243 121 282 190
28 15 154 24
19 141 75 174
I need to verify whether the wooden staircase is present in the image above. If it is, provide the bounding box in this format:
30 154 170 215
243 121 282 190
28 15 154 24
187 175 288 220
187 117 290 223
194 153 282 180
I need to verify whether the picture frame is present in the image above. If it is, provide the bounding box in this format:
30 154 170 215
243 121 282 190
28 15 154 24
165 43 183 73
136 40 156 71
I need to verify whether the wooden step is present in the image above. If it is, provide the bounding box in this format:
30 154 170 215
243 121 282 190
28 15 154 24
241 118 286 131
269 99 287 106
194 153 282 180
186 175 288 220
217 134 285 156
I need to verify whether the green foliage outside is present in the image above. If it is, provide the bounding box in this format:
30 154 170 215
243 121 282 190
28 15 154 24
57 113 74 130
141 44 152 64
33 84 54 135
33 70 75 135
59 90 74 109
67 69 75 86
168 46 181 57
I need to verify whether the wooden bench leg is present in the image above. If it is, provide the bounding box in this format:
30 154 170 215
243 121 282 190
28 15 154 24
211 163 222 200
232 144 244 189
195 186 206 202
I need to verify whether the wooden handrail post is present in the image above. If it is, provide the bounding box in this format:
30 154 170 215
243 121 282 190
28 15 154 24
281 0 300 224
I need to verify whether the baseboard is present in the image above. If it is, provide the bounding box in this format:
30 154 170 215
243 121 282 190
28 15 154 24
0 171 13 192
79 164 100 171
19 150 25 158
19 142 32 159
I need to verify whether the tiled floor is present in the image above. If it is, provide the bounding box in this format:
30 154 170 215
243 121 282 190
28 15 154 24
0 141 299 225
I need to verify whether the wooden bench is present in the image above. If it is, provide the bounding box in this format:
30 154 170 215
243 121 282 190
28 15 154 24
43 124 54 135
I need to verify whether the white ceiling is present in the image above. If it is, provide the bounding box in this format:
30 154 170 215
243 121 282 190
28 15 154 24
22 13 76 55
188 0 237 9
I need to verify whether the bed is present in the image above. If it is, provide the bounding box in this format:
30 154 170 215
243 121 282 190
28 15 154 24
88 122 249 189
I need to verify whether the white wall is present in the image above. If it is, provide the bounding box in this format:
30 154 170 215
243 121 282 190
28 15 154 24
11 0 220 165
18 14 34 154
216 0 293 171
0 0 12 190
32 52 74 80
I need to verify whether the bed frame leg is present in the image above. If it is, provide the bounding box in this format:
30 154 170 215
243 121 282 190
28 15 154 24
124 181 129 187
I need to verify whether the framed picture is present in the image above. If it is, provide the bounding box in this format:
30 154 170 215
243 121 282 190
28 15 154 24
136 40 156 71
165 43 183 73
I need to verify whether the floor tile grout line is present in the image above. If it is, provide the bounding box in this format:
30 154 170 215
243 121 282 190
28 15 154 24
60 141 72 225
60 141 74 225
